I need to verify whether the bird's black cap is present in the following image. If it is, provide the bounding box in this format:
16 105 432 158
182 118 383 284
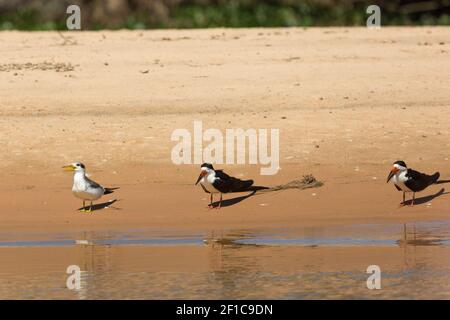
393 160 407 168
200 163 214 170
75 162 86 169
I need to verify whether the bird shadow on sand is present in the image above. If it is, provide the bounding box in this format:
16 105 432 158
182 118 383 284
78 199 121 212
403 188 449 206
210 191 258 209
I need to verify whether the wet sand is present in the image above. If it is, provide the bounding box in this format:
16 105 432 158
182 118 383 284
0 27 449 299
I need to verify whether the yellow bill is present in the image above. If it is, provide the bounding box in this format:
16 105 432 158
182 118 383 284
62 164 76 171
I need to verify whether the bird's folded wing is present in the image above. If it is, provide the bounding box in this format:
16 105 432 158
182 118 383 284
85 177 103 190
405 169 434 190
406 169 426 180
214 170 253 192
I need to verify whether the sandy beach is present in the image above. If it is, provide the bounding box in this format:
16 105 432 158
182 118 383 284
1 27 449 233
0 27 449 299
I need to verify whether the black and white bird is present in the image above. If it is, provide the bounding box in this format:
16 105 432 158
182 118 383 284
63 162 118 212
195 163 261 209
386 160 440 206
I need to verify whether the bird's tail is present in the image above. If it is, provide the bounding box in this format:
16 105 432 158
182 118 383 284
104 187 119 195
430 172 440 185
233 179 255 192
246 185 270 192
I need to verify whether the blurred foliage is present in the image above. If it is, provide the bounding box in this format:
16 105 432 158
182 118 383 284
0 0 449 30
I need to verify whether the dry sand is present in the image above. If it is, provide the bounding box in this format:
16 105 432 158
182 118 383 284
0 27 449 234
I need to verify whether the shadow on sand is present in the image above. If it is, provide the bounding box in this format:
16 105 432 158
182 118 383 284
78 199 120 212
404 188 449 206
210 191 258 208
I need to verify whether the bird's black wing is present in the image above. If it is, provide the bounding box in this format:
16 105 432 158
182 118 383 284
405 169 438 192
104 187 119 195
85 176 118 194
85 177 103 190
213 170 254 193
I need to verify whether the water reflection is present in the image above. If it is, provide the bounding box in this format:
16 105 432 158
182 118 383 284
203 230 262 299
398 223 449 247
1 221 450 299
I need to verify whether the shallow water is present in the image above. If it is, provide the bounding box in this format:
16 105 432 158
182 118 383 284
1 220 450 248
1 221 450 299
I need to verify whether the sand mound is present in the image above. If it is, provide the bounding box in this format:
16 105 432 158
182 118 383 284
262 174 323 192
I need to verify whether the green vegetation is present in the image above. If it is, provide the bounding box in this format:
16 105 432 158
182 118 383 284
1 0 449 30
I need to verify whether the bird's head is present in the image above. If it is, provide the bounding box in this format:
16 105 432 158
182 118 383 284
195 163 214 185
386 160 407 183
63 162 86 173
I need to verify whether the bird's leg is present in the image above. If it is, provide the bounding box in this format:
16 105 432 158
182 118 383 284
207 194 213 209
217 193 222 209
411 193 415 206
80 200 86 212
84 201 92 213
401 192 405 206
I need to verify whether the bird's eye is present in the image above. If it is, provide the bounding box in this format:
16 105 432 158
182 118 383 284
76 164 80 167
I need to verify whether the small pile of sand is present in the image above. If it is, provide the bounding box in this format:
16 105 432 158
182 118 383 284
265 174 323 192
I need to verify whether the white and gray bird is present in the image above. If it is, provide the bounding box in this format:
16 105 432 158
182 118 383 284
63 162 118 213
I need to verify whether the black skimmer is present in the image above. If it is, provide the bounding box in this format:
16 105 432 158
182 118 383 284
63 162 119 212
195 163 261 209
386 160 440 206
